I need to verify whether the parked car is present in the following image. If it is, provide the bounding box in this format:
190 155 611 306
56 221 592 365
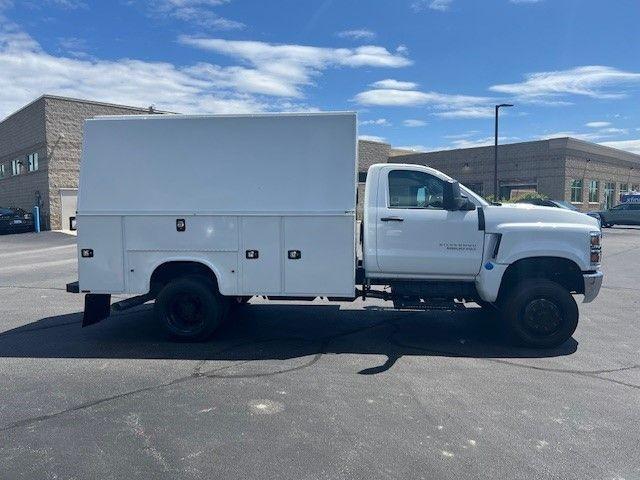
589 203 640 227
67 112 603 349
516 198 579 211
0 207 35 234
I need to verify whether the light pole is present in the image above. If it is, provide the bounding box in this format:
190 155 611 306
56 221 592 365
494 103 514 200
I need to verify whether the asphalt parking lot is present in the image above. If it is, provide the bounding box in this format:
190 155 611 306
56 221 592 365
0 228 638 480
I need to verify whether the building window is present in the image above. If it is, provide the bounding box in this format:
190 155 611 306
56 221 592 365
0 164 4 178
11 159 20 176
27 152 38 172
620 183 628 203
588 180 599 203
604 182 615 209
570 179 583 203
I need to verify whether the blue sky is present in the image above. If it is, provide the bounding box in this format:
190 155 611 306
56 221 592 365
1 0 639 153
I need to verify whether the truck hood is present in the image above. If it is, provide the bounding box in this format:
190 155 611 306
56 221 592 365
483 203 600 231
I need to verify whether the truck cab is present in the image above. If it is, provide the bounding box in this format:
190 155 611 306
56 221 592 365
361 163 603 347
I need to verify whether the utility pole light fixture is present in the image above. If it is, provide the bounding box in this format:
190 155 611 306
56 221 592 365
494 103 514 200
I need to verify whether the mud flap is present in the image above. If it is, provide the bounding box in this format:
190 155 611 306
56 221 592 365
83 294 112 327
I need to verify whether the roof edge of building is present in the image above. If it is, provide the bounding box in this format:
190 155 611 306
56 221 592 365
0 96 47 125
0 94 174 125
399 136 639 162
41 94 174 114
358 139 391 147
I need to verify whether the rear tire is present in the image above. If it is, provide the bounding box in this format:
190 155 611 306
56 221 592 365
154 274 227 341
501 279 578 348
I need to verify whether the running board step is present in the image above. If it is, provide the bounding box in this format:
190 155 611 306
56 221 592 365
392 299 467 311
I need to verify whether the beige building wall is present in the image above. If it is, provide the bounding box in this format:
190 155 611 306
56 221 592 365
563 140 640 211
356 140 391 219
391 139 568 200
389 138 640 211
0 98 49 221
44 96 155 229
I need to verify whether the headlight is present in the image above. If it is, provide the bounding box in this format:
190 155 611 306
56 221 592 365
590 231 601 264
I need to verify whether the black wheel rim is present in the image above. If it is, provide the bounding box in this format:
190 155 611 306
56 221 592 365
522 298 563 337
167 292 206 334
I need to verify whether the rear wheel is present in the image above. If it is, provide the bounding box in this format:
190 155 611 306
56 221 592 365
154 275 228 341
500 279 578 348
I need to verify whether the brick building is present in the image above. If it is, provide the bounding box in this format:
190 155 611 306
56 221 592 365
0 95 161 230
389 137 640 211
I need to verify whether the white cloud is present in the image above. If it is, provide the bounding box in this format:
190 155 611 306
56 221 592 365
412 0 453 12
360 118 391 126
395 145 428 152
370 78 417 90
150 0 244 30
448 136 517 149
0 24 279 118
537 127 627 142
354 87 494 118
444 131 478 139
337 29 376 41
180 37 411 98
600 139 640 155
359 135 387 143
585 121 611 128
403 119 427 127
490 66 640 103
600 127 628 135
436 107 494 119
47 0 87 9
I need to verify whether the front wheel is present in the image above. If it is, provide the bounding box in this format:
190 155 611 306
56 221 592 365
501 279 578 348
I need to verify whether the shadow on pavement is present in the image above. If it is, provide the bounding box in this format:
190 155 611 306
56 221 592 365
0 303 577 374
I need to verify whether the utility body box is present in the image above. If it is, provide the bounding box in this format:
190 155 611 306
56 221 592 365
77 113 358 298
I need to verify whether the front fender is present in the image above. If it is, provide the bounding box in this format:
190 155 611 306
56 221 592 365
493 225 591 271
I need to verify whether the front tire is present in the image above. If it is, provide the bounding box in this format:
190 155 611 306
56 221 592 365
501 279 578 348
154 275 227 341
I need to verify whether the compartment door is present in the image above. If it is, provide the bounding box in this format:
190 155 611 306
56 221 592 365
241 217 282 294
284 216 355 296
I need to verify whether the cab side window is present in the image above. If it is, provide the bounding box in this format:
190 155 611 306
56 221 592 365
388 170 445 209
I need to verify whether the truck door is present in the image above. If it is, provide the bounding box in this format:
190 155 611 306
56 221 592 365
375 167 484 277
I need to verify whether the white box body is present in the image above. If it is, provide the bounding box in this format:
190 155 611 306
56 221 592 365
77 112 357 297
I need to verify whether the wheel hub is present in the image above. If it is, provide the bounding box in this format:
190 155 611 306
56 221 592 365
169 293 204 331
523 298 562 336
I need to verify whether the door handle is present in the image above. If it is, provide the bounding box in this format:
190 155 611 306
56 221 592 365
380 216 404 222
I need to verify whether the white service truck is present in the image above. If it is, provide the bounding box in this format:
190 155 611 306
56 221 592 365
67 112 603 348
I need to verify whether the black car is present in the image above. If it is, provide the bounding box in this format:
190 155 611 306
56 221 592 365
0 207 35 235
516 198 579 211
